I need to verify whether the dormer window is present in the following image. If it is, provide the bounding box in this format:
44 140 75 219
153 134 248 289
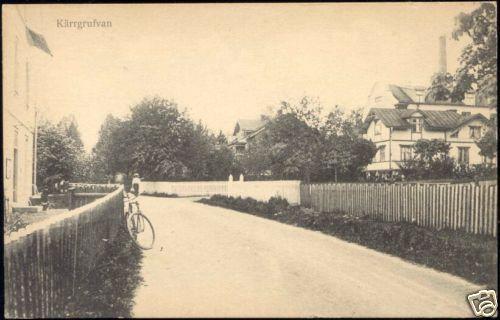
469 126 482 139
410 118 422 133
374 120 381 135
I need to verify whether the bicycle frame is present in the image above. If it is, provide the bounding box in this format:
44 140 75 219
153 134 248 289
122 191 155 250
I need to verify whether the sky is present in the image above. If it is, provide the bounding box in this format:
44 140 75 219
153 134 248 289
6 2 482 151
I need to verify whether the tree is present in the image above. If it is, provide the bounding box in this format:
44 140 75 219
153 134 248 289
425 72 454 103
476 124 497 163
215 130 228 145
451 3 497 106
36 120 83 190
206 146 238 180
92 96 236 182
321 108 376 181
58 115 84 150
240 99 375 183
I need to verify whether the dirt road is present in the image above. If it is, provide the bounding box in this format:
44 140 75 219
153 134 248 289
132 196 480 317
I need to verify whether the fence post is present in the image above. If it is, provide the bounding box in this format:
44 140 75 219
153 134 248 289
67 187 75 210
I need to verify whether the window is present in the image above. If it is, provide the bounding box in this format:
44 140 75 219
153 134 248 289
410 118 422 133
469 126 482 139
374 120 381 135
458 147 470 164
379 145 386 162
461 111 471 116
400 145 413 162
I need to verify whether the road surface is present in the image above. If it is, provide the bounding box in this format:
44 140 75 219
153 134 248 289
132 196 481 318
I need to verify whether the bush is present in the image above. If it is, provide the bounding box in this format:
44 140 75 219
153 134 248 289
198 195 290 216
453 163 497 181
142 192 178 198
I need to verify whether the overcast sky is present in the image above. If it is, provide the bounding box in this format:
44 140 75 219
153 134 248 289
10 3 481 151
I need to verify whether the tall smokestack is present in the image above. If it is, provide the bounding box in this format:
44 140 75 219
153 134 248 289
438 35 447 74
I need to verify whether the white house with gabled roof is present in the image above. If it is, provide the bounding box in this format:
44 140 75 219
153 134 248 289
361 105 491 175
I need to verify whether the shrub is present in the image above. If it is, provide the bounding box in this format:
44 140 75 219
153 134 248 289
199 195 290 216
142 192 178 198
4 213 29 235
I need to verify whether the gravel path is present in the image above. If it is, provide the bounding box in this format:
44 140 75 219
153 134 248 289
132 196 480 318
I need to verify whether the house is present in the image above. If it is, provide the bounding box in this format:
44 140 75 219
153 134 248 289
3 7 52 209
365 82 493 119
361 107 490 176
361 35 495 177
228 119 267 155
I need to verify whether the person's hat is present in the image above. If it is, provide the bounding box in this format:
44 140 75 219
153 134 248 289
134 173 139 177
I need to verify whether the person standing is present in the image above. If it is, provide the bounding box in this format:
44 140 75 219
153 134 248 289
131 173 141 197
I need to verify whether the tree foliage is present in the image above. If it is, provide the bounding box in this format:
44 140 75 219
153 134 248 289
476 120 498 161
92 96 238 182
36 118 87 190
451 3 497 106
425 72 454 103
241 97 376 182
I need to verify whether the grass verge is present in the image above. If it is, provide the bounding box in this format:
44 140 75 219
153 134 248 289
63 227 144 317
198 195 497 289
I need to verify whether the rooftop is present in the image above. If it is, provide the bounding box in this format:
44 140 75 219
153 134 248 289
362 108 488 133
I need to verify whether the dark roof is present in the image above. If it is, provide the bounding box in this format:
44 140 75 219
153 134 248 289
453 113 488 130
362 108 488 133
389 85 415 104
387 84 490 108
364 108 411 130
420 110 463 130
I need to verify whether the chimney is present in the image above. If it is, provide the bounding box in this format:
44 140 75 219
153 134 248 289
438 35 447 74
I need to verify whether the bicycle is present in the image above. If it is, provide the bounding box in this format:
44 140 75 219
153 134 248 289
123 192 156 250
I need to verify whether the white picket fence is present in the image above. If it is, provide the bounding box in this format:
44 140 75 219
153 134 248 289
141 181 228 197
141 180 301 205
228 180 301 204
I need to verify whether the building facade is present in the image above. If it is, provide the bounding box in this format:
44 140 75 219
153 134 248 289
3 7 51 206
361 106 491 175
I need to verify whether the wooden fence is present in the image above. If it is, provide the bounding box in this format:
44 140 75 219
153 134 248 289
68 183 120 193
301 181 497 237
4 186 124 318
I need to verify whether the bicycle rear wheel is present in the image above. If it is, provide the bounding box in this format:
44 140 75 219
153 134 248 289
127 213 155 250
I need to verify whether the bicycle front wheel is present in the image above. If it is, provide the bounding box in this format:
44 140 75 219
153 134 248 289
127 213 155 250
